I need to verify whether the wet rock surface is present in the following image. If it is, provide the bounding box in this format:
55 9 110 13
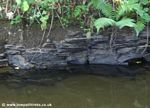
0 28 150 70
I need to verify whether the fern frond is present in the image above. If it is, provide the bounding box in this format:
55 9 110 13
116 18 135 29
89 0 100 9
90 0 113 18
139 0 149 5
134 21 145 36
100 1 113 18
133 4 145 16
117 0 140 18
94 18 116 32
142 13 150 22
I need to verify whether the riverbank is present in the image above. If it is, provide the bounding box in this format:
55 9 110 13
0 21 150 74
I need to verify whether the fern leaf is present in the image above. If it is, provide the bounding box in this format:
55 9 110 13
139 0 149 5
100 1 113 18
133 4 145 16
142 13 150 22
117 0 140 18
134 21 145 36
116 18 135 29
90 0 113 18
117 2 129 18
89 0 100 9
129 0 139 4
94 18 116 32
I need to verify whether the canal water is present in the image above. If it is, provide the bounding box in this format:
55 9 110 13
0 65 149 108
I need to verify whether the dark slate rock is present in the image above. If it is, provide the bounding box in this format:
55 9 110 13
89 49 111 55
115 36 138 43
42 43 56 48
0 59 8 67
6 50 20 55
117 53 142 63
0 53 6 59
15 45 26 52
58 38 88 53
65 31 84 38
143 53 150 61
89 43 109 49
89 53 120 65
16 45 25 49
116 47 136 54
21 48 67 69
58 47 87 53
8 55 34 69
139 27 150 38
67 51 88 64
5 44 15 49
64 38 87 45
89 36 109 43
4 27 150 70
42 39 56 49
5 44 25 53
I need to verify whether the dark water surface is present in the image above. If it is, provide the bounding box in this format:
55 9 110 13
0 65 150 108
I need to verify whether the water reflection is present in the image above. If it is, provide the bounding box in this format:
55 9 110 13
0 65 149 108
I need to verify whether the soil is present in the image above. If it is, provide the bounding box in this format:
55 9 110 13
0 20 83 48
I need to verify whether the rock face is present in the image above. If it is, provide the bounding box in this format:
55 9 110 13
2 28 150 69
5 44 67 69
58 34 88 64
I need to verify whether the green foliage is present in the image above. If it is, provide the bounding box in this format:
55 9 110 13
116 18 135 29
117 0 140 18
92 0 150 36
134 21 145 36
21 0 29 12
94 18 116 31
16 0 21 6
40 15 49 30
89 0 113 18
10 15 22 25
0 0 149 35
74 6 82 18
94 17 136 32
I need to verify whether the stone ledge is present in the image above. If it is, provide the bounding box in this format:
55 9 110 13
2 30 150 69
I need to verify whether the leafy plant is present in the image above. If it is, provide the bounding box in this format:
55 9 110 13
116 18 135 29
94 18 116 31
93 0 150 36
0 0 149 35
89 0 113 18
21 0 29 12
10 15 22 24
